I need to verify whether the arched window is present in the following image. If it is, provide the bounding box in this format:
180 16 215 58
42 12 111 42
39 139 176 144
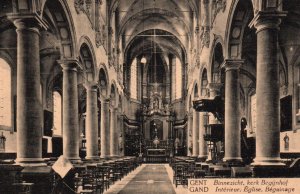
130 58 137 99
201 69 208 97
0 58 11 127
175 57 182 99
53 91 62 136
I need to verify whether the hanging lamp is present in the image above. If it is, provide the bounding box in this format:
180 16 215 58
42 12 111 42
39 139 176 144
141 0 147 64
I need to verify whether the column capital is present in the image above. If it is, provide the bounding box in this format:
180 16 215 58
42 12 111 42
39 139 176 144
221 59 244 72
7 13 48 31
58 59 82 71
84 82 98 92
249 11 287 33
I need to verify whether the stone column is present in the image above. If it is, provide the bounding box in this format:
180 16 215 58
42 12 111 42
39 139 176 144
85 82 99 160
110 107 118 157
198 112 208 161
59 60 81 161
250 12 286 166
192 110 199 156
222 59 243 163
171 55 176 99
187 113 193 156
100 98 110 158
118 114 125 156
12 16 45 165
137 58 142 100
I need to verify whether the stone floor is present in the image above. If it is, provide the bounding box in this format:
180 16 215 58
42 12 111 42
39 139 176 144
105 164 187 194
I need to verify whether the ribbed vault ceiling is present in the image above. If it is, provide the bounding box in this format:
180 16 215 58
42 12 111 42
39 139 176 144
111 0 197 64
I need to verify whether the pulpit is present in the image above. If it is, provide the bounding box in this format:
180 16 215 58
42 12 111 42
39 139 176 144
193 96 225 163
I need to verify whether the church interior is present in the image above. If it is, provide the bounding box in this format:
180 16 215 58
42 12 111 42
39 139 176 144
1 0 300 193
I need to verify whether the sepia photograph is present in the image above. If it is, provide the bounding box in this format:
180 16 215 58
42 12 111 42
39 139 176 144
0 0 300 194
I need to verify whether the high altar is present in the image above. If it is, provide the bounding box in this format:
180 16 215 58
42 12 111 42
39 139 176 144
141 83 174 162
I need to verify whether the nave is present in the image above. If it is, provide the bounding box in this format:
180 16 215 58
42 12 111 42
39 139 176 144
105 164 177 194
1 0 300 193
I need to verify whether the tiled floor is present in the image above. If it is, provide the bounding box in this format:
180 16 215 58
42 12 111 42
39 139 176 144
104 164 188 194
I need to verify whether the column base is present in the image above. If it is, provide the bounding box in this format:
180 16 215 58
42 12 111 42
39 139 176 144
206 159 213 163
21 166 53 194
223 157 243 165
198 155 208 162
251 164 288 178
15 158 47 167
85 156 100 160
100 155 109 159
251 157 285 166
64 156 82 164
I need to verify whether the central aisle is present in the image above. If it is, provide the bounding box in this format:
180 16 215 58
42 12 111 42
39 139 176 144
105 164 176 194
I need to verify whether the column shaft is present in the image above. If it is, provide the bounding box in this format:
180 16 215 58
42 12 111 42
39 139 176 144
171 56 176 100
110 108 118 157
85 84 99 160
223 60 243 162
192 110 199 156
251 13 286 166
187 114 193 156
14 18 44 164
198 112 208 160
61 61 80 161
118 115 124 156
100 99 110 158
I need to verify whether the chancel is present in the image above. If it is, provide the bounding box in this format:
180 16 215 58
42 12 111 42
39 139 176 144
0 0 300 193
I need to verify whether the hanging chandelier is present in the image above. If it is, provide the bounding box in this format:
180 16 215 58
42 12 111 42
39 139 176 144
141 0 147 64
141 56 147 63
